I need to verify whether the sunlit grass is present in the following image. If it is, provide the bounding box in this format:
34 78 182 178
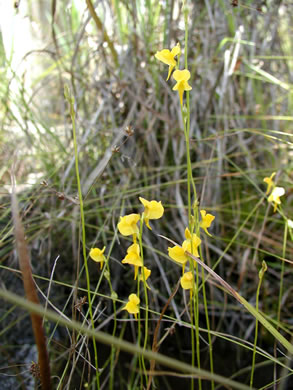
0 0 292 389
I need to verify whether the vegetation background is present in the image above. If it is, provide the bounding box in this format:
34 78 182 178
0 0 292 389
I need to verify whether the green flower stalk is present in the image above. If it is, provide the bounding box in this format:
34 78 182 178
64 85 100 389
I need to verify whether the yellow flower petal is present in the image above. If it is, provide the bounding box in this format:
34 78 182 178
172 80 185 105
171 43 180 57
121 243 142 266
172 69 192 105
167 64 175 81
139 266 151 281
139 197 164 230
122 243 143 279
168 245 188 265
184 227 192 240
117 214 140 236
268 186 285 212
139 266 151 289
155 44 181 81
199 210 215 236
182 229 201 257
154 49 176 66
181 271 194 290
123 293 140 315
129 293 140 305
173 69 191 82
263 172 276 195
182 238 201 257
89 247 106 269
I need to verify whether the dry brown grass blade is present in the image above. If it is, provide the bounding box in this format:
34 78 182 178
11 175 51 390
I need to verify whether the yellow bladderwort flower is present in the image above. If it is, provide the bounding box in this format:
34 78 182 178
172 69 192 106
139 197 164 230
199 210 215 237
263 172 276 194
182 228 201 274
181 271 194 291
122 293 140 319
268 186 285 212
89 247 106 270
122 243 143 280
182 228 201 257
168 245 189 269
117 213 140 242
155 43 180 81
168 228 201 274
139 266 151 289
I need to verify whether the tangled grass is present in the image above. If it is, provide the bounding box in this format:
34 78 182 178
0 0 292 389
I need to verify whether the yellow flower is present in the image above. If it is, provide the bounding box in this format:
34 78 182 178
139 197 164 230
168 245 188 266
122 293 140 319
263 172 276 195
199 210 215 237
180 271 194 290
117 214 140 242
139 266 151 289
172 69 192 105
155 43 180 81
122 243 143 280
268 186 285 212
168 228 201 274
89 247 106 270
182 228 201 257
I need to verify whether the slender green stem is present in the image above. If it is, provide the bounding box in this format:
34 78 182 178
194 260 201 390
182 2 201 388
136 263 143 389
199 246 214 390
105 260 117 390
64 85 100 389
138 216 149 351
189 289 195 390
138 215 149 386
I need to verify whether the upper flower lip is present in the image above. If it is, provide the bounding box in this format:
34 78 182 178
181 271 194 290
155 49 177 66
199 210 215 236
172 69 192 105
121 243 142 266
89 247 106 269
123 293 140 315
155 43 181 81
117 214 140 236
173 69 191 82
139 197 164 230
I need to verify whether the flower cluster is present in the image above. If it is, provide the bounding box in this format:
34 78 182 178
118 197 164 316
263 172 285 212
155 44 192 106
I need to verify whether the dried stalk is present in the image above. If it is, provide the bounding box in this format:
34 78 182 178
11 176 51 390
